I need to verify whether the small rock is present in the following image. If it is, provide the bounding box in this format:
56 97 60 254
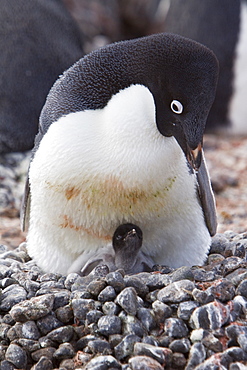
115 287 138 315
236 279 247 298
87 279 107 297
71 298 95 320
185 342 206 370
157 279 195 303
128 355 164 370
86 309 104 325
98 315 122 336
84 355 121 369
46 326 74 343
36 313 63 335
16 338 40 352
31 347 56 362
105 271 125 293
120 312 145 338
5 343 27 369
177 301 199 321
169 338 191 353
210 234 230 255
21 320 41 340
10 294 54 322
98 286 117 302
55 305 74 323
137 307 156 332
170 266 194 282
164 318 189 338
0 285 27 312
172 352 187 368
152 300 172 321
53 342 75 360
134 342 169 364
190 300 230 330
102 301 120 316
114 334 141 360
87 339 112 355
31 356 53 370
124 276 149 298
146 273 171 290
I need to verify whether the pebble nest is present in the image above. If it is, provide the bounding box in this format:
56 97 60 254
0 136 247 369
0 232 246 369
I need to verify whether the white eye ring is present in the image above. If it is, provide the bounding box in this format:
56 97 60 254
170 100 183 114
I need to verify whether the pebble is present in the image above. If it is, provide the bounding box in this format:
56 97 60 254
157 279 195 303
5 343 27 369
0 228 247 368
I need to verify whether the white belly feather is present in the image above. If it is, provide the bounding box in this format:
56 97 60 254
27 85 210 274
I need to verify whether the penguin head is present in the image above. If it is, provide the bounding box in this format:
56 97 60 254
113 223 143 255
40 33 218 170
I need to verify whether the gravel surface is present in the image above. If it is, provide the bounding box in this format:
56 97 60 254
0 134 247 369
0 233 247 369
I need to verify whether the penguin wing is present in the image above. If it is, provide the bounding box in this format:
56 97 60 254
196 150 217 236
20 175 30 232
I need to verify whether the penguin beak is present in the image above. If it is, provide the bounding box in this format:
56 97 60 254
124 229 137 240
186 142 202 171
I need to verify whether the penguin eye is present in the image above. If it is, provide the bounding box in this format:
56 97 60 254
170 100 183 114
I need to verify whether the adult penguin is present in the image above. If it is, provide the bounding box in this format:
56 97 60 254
0 0 84 153
163 0 241 133
21 33 218 275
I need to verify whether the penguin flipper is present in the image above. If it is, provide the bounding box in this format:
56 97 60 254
20 176 30 232
196 150 217 236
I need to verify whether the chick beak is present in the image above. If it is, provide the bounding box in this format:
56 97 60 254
187 142 202 171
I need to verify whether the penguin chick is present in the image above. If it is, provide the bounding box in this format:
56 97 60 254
21 33 219 274
113 223 154 274
68 223 153 276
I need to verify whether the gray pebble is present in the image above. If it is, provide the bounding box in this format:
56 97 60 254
185 342 206 370
210 234 230 254
134 342 172 364
53 342 75 360
16 338 40 352
169 338 191 353
236 279 247 298
192 287 214 304
31 347 56 362
128 355 164 370
146 273 171 290
5 343 27 369
84 354 121 369
98 285 117 302
86 309 104 325
124 276 149 298
76 334 98 350
206 278 235 302
46 326 74 343
87 338 112 355
10 294 54 322
102 301 120 316
36 313 63 335
115 287 138 316
152 300 172 321
170 266 194 282
164 318 189 338
55 304 74 323
87 279 107 297
0 285 27 312
21 320 41 340
114 334 141 360
157 279 195 303
71 298 95 320
177 301 199 321
30 356 53 370
190 300 230 330
98 315 122 336
120 311 145 337
136 307 156 332
0 360 15 370
105 271 125 293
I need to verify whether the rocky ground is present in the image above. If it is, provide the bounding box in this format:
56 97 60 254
0 133 247 369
